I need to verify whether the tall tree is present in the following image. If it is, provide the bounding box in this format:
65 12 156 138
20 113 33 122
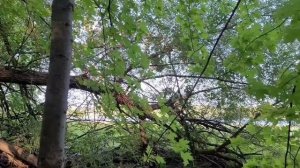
38 0 74 167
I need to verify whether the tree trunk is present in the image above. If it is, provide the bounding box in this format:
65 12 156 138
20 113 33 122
38 0 73 167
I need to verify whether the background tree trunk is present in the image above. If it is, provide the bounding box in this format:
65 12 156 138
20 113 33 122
38 0 73 167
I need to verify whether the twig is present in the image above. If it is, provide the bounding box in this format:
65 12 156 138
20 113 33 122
284 85 296 168
154 0 243 146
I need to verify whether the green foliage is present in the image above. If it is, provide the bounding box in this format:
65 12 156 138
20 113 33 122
143 146 166 166
2 0 300 167
276 0 300 42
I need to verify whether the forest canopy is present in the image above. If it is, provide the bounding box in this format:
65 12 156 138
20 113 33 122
0 0 300 167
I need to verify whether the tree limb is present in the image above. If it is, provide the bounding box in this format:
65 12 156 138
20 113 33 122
0 139 37 167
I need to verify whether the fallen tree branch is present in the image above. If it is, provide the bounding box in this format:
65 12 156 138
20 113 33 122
0 139 37 167
0 68 162 110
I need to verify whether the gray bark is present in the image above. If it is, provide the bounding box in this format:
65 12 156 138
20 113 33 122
38 0 73 167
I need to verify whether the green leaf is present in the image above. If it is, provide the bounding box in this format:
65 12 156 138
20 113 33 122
231 136 245 147
166 132 177 142
140 53 150 69
171 139 190 153
155 155 166 165
111 51 126 76
180 152 193 166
